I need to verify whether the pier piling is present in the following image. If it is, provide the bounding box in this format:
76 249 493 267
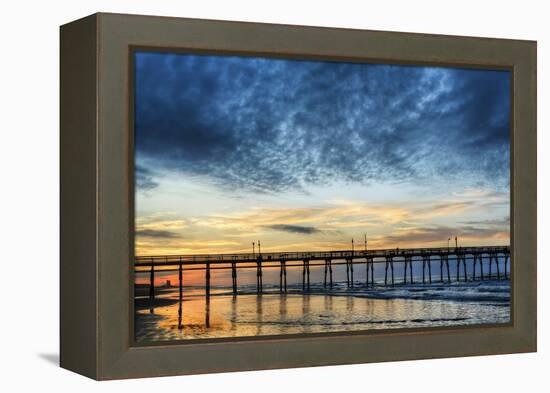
280 260 284 292
504 255 509 279
324 259 329 288
403 258 408 284
446 256 451 283
439 255 443 283
346 259 349 288
149 258 155 314
306 259 311 290
365 258 369 286
423 256 432 284
422 255 430 284
231 259 237 295
428 256 432 283
205 261 211 299
370 259 374 286
178 260 183 329
407 256 413 284
329 259 333 288
440 255 451 283
349 258 354 287
278 260 287 292
256 258 263 294
366 258 374 286
284 262 287 292
302 260 306 291
283 261 287 292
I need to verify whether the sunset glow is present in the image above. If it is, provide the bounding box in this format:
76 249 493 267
134 52 510 257
133 50 511 341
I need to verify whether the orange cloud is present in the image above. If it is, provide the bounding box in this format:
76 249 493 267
135 196 509 256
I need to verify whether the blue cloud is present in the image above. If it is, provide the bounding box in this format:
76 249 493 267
135 165 159 191
134 52 510 193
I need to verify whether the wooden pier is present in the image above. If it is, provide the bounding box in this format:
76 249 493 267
135 245 510 327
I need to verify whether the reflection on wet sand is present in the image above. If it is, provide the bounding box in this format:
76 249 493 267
302 295 311 334
256 295 263 336
231 296 237 333
279 294 287 324
346 295 354 313
205 298 210 328
135 281 511 342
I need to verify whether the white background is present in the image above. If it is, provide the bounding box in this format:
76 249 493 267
0 0 546 391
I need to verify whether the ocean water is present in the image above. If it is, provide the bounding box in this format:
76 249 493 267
135 279 510 342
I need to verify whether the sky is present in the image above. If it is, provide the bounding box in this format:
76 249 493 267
134 51 510 257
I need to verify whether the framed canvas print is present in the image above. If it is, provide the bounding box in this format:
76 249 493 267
60 13 536 380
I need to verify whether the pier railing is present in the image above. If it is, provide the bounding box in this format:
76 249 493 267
136 245 510 265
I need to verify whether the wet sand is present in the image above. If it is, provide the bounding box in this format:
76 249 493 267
135 280 510 342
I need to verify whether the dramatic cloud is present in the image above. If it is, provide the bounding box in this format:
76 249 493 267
381 224 509 247
134 52 510 194
460 216 510 226
135 229 181 239
265 224 324 235
198 198 498 234
136 165 158 191
200 204 412 231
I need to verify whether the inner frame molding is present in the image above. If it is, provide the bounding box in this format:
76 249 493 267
60 12 536 380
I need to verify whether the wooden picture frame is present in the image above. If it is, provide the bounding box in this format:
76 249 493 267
60 12 536 380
